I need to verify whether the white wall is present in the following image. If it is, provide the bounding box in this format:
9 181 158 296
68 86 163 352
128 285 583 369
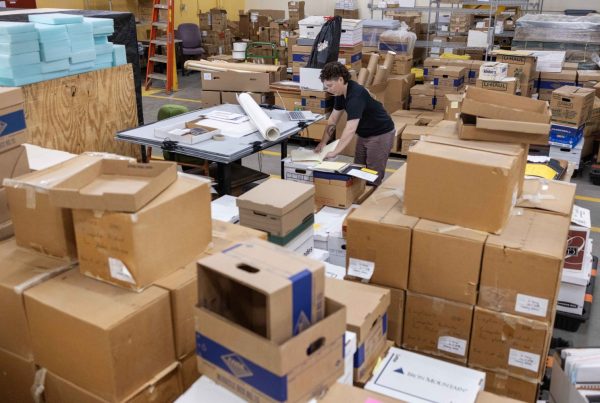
244 0 599 19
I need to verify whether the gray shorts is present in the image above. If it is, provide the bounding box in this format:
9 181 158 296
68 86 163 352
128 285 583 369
354 128 395 185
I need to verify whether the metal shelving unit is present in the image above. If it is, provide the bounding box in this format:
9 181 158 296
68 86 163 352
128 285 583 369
369 0 542 58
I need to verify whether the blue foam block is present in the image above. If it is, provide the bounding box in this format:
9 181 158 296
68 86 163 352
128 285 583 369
0 40 39 56
95 53 113 64
93 27 115 35
70 49 96 64
112 44 126 66
0 31 38 44
69 60 95 72
0 22 35 35
66 22 93 35
0 75 43 86
94 62 113 70
70 37 94 52
40 41 71 62
35 23 69 43
41 59 69 73
94 35 109 45
42 70 69 81
83 17 114 35
28 13 84 25
0 52 41 68
0 63 42 79
95 43 113 55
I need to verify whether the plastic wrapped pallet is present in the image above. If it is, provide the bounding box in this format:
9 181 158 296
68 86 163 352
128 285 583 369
378 22 417 55
514 14 600 44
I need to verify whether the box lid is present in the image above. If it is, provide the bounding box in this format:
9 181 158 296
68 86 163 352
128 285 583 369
424 135 524 158
540 70 577 81
411 141 516 172
410 84 435 96
47 159 178 212
517 178 575 216
325 278 390 342
461 86 551 124
0 87 23 110
433 66 467 78
577 70 600 82
236 178 314 216
553 85 595 99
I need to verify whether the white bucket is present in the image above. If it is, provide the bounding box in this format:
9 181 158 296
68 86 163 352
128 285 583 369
232 51 246 60
233 42 248 52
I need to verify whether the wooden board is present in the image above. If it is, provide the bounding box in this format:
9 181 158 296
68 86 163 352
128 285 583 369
22 64 141 160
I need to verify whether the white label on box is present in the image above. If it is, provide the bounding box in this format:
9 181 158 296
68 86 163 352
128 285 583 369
338 57 347 65
203 73 212 80
572 205 591 228
515 293 548 317
508 348 540 372
437 336 467 356
348 258 375 280
109 257 135 284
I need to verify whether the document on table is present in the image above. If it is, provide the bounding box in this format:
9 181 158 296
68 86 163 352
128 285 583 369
291 140 339 162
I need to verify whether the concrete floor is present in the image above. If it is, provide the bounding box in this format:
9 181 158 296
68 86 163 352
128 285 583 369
142 71 600 349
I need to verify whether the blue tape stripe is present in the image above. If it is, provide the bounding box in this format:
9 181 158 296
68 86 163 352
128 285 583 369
382 313 388 335
293 75 299 82
0 109 26 137
378 43 408 52
434 76 464 87
313 170 351 181
354 343 366 368
289 269 313 335
539 80 576 90
343 333 346 359
196 332 288 401
292 54 310 63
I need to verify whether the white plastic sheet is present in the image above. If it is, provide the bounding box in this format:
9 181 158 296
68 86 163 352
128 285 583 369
236 92 280 141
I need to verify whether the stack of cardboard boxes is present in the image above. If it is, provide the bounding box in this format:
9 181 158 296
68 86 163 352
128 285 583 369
344 86 571 402
334 0 360 19
433 65 467 111
476 61 518 95
494 51 538 98
449 12 474 34
0 87 29 240
198 8 231 56
539 70 578 102
548 86 595 168
237 178 316 256
288 1 305 30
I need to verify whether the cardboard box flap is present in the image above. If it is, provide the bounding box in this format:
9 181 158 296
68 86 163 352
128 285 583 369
24 269 170 330
0 87 23 110
578 70 600 82
553 86 595 98
458 116 549 145
325 278 391 342
48 159 178 212
0 145 29 184
517 178 575 216
195 298 346 376
540 71 577 81
402 125 435 140
430 121 460 138
485 210 570 259
475 117 551 135
416 219 488 243
420 137 522 164
461 87 551 124
352 195 416 229
236 178 314 216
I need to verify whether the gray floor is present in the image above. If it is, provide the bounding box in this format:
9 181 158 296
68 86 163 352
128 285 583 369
142 72 600 349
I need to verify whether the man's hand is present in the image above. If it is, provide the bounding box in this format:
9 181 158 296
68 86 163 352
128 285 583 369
325 151 337 159
314 141 326 154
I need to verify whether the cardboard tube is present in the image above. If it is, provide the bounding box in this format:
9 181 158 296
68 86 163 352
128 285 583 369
357 68 369 86
372 66 388 86
383 51 396 71
366 53 380 86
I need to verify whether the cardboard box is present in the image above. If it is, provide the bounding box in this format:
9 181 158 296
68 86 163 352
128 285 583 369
154 255 208 359
195 298 346 403
433 66 467 89
479 209 570 321
24 270 176 401
201 70 278 93
197 238 325 344
221 91 262 105
550 86 595 127
410 84 435 97
549 353 589 403
577 70 600 88
338 331 357 385
381 286 405 346
410 95 435 111
210 220 268 254
476 77 518 94
0 238 74 359
0 145 28 188
366 347 485 402
476 391 528 403
301 89 333 114
469 307 550 382
517 178 575 217
539 70 577 101
319 383 398 403
3 155 111 259
0 347 36 403
0 87 28 154
314 172 365 209
409 219 487 305
444 93 463 120
179 352 201 391
479 62 508 81
42 363 183 403
495 52 536 77
549 122 585 148
480 370 539 403
325 278 390 383
404 137 522 234
201 90 222 107
346 168 418 289
74 174 212 291
47 159 177 213
403 292 474 364
237 178 315 237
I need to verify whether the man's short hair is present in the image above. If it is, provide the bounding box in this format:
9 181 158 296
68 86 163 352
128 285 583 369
320 61 351 84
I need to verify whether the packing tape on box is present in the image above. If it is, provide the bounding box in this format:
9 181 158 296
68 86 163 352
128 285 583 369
32 368 47 403
371 189 404 203
13 264 74 294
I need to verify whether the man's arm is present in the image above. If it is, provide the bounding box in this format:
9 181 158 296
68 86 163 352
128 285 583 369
315 109 343 153
325 118 359 159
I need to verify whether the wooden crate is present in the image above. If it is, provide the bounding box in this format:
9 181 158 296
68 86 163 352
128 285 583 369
22 64 140 160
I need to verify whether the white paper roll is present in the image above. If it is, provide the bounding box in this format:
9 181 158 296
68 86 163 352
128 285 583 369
233 42 248 51
236 93 280 142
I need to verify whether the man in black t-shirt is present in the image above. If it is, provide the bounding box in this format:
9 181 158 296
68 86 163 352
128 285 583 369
315 61 395 185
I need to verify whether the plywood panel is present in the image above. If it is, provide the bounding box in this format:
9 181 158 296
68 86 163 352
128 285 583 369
22 64 141 160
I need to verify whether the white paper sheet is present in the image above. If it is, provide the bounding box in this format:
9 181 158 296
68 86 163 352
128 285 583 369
193 118 257 138
291 140 340 162
237 92 280 141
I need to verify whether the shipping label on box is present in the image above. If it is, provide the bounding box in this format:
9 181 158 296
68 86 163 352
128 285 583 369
479 62 508 81
476 78 517 94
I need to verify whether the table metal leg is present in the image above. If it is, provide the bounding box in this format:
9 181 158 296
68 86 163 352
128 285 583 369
141 145 148 162
280 138 288 178
217 162 232 195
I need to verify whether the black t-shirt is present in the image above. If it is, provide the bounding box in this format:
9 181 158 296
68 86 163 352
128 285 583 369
333 80 395 138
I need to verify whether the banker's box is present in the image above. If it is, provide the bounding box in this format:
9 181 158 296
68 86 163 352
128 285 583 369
0 87 28 154
314 171 365 209
195 298 345 403
197 238 325 344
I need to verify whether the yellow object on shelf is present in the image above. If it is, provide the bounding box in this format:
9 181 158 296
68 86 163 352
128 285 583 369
441 53 471 60
411 67 424 81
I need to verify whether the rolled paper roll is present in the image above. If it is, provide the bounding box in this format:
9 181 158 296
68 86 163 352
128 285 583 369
357 68 369 85
372 66 388 86
383 51 396 71
366 53 380 86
